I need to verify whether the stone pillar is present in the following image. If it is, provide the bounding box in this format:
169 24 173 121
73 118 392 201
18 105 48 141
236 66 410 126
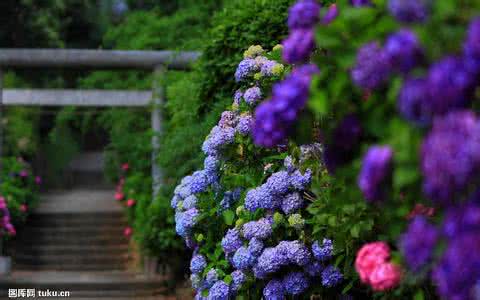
151 65 165 198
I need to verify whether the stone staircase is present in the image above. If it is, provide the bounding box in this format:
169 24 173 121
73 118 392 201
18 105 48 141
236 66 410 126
0 187 171 298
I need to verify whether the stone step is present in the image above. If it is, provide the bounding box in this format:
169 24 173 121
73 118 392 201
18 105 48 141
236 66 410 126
14 263 128 271
14 244 129 256
19 225 126 235
27 212 126 225
15 252 129 264
16 233 129 245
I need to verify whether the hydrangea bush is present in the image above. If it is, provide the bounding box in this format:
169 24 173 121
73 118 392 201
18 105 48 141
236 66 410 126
172 45 359 299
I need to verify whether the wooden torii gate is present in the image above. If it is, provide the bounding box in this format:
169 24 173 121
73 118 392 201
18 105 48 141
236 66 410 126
0 48 200 196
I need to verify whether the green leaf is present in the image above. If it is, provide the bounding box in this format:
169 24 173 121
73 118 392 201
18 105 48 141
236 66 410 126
350 225 360 238
414 290 425 300
222 210 235 226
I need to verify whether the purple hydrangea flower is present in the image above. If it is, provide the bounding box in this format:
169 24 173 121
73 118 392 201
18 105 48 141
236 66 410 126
248 238 264 257
195 293 207 300
236 114 253 136
256 247 288 276
321 265 343 287
204 156 219 173
171 195 181 209
278 240 312 266
282 29 316 64
351 42 391 90
231 270 246 292
235 59 258 82
388 0 430 23
427 57 475 116
358 146 393 202
287 0 321 29
421 111 480 204
205 269 219 288
282 272 309 295
397 77 431 125
208 280 230 300
312 238 333 261
266 171 291 195
233 89 243 106
242 218 273 240
219 111 238 128
253 65 319 148
263 279 285 300
442 201 480 239
281 192 304 214
243 87 262 106
290 169 312 190
245 186 279 211
464 18 480 76
350 0 371 6
221 228 243 255
284 156 296 173
233 246 256 270
305 261 324 276
432 234 480 300
190 254 207 274
384 29 423 74
400 216 438 271
260 60 278 76
322 4 338 25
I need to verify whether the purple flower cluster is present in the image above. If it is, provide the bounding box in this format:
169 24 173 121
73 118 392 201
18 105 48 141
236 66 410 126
221 228 243 255
352 29 423 91
312 239 333 261
242 218 273 240
236 114 253 136
464 18 480 77
253 64 319 147
175 208 199 238
190 254 207 274
207 281 230 300
235 59 258 82
358 146 393 202
421 111 480 204
388 0 430 23
400 216 438 271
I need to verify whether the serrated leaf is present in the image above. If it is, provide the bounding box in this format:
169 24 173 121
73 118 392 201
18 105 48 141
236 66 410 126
222 210 235 226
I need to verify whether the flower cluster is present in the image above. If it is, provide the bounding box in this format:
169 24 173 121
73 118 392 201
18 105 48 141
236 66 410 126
0 197 16 236
355 242 402 291
357 146 393 202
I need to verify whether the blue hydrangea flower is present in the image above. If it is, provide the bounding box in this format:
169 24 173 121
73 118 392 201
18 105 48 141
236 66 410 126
442 201 480 239
281 192 304 214
190 254 207 274
282 29 316 64
175 208 199 237
233 246 256 270
256 247 287 276
260 60 278 76
397 77 431 125
287 0 320 29
282 272 309 295
290 169 312 190
204 156 219 173
233 89 243 106
284 156 296 173
242 218 273 240
358 146 393 202
205 269 219 288
221 228 243 255
350 0 371 6
322 3 338 24
464 18 480 76
312 238 333 262
245 186 279 211
231 270 246 292
248 238 264 257
190 170 211 194
263 279 285 300
243 87 262 106
384 29 423 74
304 261 324 276
208 280 230 300
191 273 202 291
278 240 312 266
235 59 258 82
351 42 391 90
388 0 430 23
236 114 253 136
202 126 236 156
321 265 343 287
219 111 239 128
266 171 291 195
400 216 438 271
182 195 198 210
171 195 181 209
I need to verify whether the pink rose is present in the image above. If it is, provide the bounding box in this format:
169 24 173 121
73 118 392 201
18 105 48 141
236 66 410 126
126 199 136 207
121 163 129 171
124 227 133 237
20 204 28 213
114 192 124 201
369 262 402 291
355 242 391 283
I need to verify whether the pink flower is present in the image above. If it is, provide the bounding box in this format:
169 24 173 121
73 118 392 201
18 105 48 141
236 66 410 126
124 227 132 237
355 242 391 284
20 204 28 213
114 192 124 201
19 170 28 177
121 163 129 171
0 197 6 209
5 223 16 236
126 199 136 207
369 262 402 291
35 176 42 185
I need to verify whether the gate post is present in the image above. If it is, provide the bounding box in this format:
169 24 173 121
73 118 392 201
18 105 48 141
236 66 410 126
151 65 165 198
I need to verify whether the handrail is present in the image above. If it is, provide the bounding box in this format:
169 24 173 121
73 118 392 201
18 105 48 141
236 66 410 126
0 49 200 70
